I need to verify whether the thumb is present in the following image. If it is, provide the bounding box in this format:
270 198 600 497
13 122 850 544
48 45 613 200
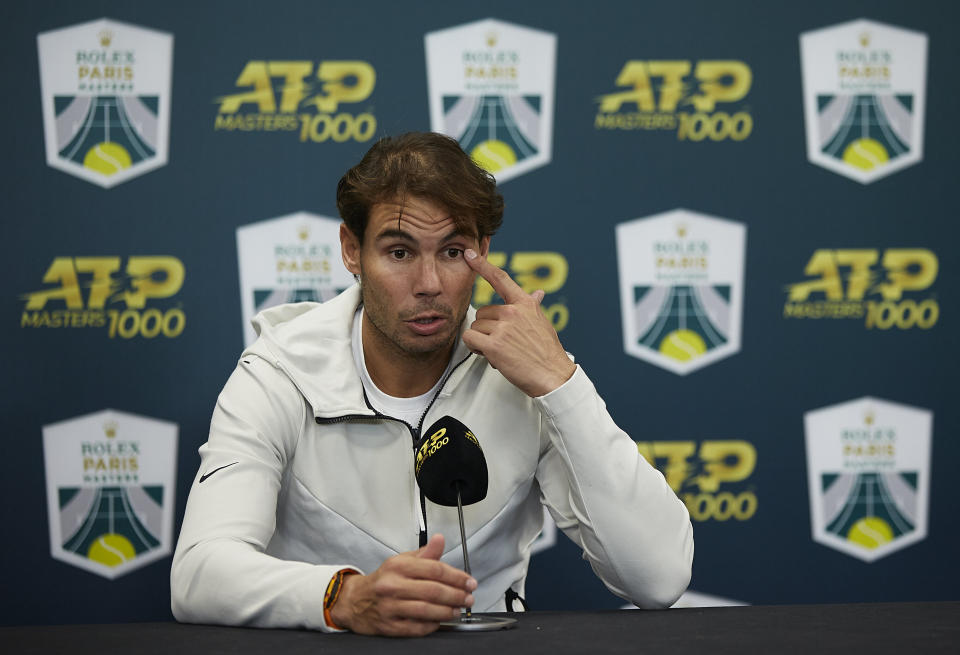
531 289 546 304
416 533 445 560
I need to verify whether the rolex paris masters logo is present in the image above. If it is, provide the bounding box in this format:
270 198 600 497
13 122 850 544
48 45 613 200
616 209 746 375
804 397 932 562
236 212 355 347
37 18 173 188
425 18 556 183
42 409 177 579
800 19 928 184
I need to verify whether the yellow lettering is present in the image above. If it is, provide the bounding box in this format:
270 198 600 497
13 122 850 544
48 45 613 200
875 249 938 300
310 61 376 113
690 61 752 112
216 61 279 113
23 258 84 310
509 253 568 295
74 257 121 309
788 250 845 301
268 61 314 112
122 257 185 309
694 441 756 493
834 250 878 300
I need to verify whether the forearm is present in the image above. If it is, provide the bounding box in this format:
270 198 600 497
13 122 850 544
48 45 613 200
171 537 358 631
536 366 694 608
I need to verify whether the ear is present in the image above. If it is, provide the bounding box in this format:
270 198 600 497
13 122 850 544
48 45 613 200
478 236 491 258
340 223 362 276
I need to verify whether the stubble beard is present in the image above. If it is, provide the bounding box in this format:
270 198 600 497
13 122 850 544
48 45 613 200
358 278 467 363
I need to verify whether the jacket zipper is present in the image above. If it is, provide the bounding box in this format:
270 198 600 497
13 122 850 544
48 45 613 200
314 352 475 549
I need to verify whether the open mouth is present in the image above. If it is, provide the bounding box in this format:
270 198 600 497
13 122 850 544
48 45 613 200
406 314 446 335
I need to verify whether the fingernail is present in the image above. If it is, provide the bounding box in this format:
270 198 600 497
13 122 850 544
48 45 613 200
464 249 477 260
464 593 475 607
466 577 477 591
452 607 461 618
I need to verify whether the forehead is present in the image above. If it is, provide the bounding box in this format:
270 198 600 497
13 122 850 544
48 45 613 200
368 196 477 240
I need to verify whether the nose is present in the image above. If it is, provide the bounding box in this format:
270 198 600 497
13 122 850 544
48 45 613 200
414 257 442 296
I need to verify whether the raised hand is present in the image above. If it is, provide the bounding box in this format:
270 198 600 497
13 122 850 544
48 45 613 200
330 534 476 636
462 249 576 398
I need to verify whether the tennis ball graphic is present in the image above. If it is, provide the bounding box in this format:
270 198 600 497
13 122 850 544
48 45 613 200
659 329 707 362
83 142 132 176
471 140 517 173
847 517 894 549
87 533 136 567
842 138 889 171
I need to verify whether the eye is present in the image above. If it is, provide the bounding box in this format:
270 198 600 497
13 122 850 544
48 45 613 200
389 248 408 260
445 248 464 259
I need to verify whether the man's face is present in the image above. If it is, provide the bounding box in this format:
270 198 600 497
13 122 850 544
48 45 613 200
341 196 489 362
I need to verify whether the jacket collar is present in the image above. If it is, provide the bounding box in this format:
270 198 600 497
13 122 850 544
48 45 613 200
243 284 477 420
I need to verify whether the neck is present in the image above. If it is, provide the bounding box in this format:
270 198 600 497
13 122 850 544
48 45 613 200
361 317 454 398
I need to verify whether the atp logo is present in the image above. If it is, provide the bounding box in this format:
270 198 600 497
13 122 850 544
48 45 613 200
805 397 932 562
214 61 376 143
37 18 173 188
637 441 758 522
783 249 938 329
616 209 746 375
800 19 928 183
596 60 753 141
472 252 569 332
21 256 186 339
236 212 355 347
42 409 178 579
426 18 556 182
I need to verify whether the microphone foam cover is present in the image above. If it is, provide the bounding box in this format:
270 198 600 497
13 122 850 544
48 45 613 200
414 416 488 506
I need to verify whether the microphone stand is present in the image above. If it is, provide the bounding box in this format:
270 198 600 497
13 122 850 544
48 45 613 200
438 482 517 632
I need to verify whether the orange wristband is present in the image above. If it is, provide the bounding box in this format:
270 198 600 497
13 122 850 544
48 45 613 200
323 569 357 631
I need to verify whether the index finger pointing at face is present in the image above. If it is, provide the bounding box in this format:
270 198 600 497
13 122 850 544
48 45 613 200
464 248 526 304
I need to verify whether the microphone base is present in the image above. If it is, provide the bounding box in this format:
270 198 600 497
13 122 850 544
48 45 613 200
438 615 517 632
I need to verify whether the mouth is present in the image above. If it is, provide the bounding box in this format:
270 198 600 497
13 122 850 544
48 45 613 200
405 313 447 336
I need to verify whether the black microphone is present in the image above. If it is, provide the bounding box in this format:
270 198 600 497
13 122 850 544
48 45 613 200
415 415 488 506
415 416 505 628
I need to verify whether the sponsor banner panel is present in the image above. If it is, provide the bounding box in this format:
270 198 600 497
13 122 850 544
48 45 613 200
426 18 556 182
783 248 939 330
805 397 932 562
20 256 186 339
596 59 754 142
42 409 178 579
616 209 746 375
800 19 928 183
213 59 377 144
37 18 173 188
236 213 355 347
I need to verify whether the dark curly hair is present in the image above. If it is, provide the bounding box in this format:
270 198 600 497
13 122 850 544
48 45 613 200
336 132 504 244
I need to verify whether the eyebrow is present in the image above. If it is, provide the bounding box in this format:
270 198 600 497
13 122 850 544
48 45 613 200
373 228 475 244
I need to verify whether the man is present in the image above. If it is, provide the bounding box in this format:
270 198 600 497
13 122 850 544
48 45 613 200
171 132 693 637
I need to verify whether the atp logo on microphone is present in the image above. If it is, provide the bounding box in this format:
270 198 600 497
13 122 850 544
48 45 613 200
415 426 450 475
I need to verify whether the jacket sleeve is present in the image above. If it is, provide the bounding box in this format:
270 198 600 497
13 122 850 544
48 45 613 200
170 355 360 631
533 365 694 608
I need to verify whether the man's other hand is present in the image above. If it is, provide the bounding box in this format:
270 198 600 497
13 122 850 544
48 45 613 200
330 534 476 636
462 248 577 397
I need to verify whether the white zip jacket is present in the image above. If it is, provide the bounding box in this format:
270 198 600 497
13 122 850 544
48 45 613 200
171 285 693 631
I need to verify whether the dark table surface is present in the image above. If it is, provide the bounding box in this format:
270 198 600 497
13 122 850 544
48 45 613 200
3 602 958 654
